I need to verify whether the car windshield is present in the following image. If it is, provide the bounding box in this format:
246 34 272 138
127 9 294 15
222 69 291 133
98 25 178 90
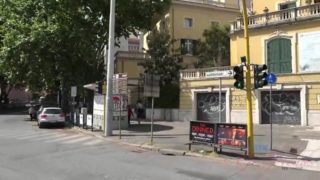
44 109 62 114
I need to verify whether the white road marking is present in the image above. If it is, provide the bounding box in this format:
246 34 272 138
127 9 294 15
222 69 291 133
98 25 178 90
82 139 103 146
45 134 82 143
300 139 320 158
17 132 57 140
31 133 68 141
62 136 92 144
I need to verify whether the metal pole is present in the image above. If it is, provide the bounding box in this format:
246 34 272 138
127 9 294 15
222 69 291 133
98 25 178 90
241 0 255 158
72 96 75 124
219 78 222 123
270 84 273 150
151 97 154 145
150 74 154 145
105 0 116 136
119 96 122 139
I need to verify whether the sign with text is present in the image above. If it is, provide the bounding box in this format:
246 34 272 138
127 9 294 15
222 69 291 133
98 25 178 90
190 121 215 144
113 73 128 95
205 70 233 78
216 123 247 148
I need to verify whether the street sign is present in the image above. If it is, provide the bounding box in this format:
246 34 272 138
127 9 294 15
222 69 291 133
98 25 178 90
71 86 77 97
205 70 234 78
144 74 160 98
113 73 128 95
267 73 277 84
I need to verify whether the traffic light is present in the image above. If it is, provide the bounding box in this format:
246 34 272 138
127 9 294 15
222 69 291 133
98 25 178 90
95 81 103 94
233 65 244 89
254 64 268 89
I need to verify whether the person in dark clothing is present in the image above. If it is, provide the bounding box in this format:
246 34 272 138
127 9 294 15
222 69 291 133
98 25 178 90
127 105 133 126
136 100 144 124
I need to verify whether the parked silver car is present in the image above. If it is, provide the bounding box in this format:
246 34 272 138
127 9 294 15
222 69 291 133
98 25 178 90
37 107 65 128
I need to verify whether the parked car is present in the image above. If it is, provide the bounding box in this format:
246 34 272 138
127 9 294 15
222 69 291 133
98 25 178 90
37 107 65 128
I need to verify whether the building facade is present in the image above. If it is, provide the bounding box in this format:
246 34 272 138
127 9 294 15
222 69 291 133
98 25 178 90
115 0 241 105
143 0 240 68
179 0 320 126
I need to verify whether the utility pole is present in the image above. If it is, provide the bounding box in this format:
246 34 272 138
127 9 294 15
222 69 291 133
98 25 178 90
105 0 116 136
241 0 254 158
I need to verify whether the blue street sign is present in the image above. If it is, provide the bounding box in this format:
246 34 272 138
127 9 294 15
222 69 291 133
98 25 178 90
267 73 277 84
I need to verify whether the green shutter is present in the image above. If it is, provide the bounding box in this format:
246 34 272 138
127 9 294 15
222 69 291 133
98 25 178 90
181 39 186 55
267 38 292 74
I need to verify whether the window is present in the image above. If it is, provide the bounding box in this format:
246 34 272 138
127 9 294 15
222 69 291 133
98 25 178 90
184 18 193 28
211 21 219 26
267 38 292 74
181 39 197 55
128 38 140 52
279 2 296 10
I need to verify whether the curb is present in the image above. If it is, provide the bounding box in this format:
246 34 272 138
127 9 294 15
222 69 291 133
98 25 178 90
71 127 287 170
159 148 186 156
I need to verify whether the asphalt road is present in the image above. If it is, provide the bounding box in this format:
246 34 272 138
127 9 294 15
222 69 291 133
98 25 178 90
0 113 319 180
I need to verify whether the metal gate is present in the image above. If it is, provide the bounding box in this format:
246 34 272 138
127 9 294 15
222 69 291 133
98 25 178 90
261 91 301 125
196 92 226 123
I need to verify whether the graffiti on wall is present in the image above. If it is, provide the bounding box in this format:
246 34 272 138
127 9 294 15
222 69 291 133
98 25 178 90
196 93 226 123
261 91 301 125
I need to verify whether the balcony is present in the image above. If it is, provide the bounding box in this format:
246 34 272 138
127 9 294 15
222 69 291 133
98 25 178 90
175 0 239 9
180 66 233 80
231 3 320 33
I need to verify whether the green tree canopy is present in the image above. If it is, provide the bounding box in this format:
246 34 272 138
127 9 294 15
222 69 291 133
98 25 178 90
195 24 230 68
0 0 170 102
142 28 182 85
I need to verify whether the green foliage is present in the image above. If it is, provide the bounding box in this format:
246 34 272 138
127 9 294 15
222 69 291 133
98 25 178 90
142 28 182 85
153 84 179 108
195 24 230 68
0 0 171 100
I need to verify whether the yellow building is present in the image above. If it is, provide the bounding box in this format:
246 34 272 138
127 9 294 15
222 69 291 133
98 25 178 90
115 0 240 104
143 0 240 68
180 0 320 126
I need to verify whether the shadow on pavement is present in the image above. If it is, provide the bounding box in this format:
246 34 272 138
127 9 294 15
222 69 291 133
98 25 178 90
126 123 173 133
0 107 27 115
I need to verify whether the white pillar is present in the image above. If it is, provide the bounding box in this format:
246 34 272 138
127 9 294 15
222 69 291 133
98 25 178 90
105 0 116 136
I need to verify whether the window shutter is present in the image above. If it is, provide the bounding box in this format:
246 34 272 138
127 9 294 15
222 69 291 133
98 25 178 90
181 39 186 55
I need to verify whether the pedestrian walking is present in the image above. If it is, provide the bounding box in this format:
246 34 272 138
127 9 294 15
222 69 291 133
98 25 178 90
127 105 133 126
28 106 36 120
136 100 144 124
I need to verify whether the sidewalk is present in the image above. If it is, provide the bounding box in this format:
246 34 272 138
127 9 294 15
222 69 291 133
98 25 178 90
73 120 320 172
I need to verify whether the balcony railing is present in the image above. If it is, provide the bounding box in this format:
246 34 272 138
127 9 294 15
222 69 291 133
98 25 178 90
175 0 239 9
180 66 233 80
231 3 320 33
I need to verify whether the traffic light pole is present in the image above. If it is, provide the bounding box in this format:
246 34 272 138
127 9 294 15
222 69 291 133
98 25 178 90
241 0 255 158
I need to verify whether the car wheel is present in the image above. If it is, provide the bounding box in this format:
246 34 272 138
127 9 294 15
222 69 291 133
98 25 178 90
38 123 43 128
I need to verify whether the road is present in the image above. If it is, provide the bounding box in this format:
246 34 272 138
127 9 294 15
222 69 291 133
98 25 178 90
0 113 319 180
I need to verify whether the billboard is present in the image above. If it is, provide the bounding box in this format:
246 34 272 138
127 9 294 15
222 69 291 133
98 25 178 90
299 31 320 72
190 121 215 144
216 123 247 148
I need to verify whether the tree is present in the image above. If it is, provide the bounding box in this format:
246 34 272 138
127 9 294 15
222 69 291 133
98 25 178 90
142 28 182 85
0 0 171 106
141 28 182 108
195 24 230 68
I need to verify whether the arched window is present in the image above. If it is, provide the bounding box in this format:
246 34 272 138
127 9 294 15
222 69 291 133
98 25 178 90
267 38 292 73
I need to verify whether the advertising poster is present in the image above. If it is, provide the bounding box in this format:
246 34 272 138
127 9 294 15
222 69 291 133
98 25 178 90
189 121 215 144
299 31 320 72
216 123 247 148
